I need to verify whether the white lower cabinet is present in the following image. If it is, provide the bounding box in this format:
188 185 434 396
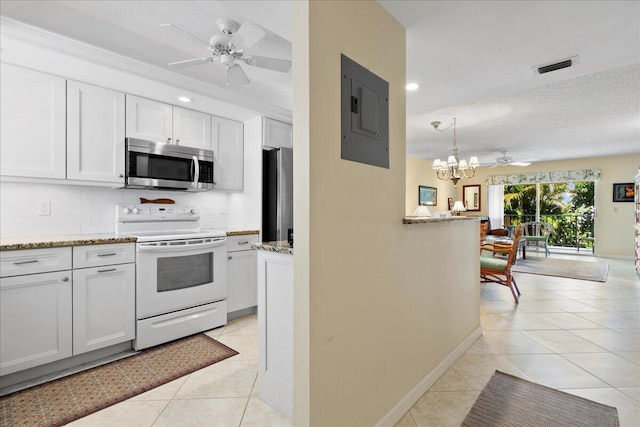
72 263 135 355
0 243 136 376
227 235 258 313
257 249 293 419
1 270 73 376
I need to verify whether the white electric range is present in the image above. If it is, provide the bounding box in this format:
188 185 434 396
116 204 227 350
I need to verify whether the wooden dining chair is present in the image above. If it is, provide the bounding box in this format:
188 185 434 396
480 224 523 303
480 222 489 242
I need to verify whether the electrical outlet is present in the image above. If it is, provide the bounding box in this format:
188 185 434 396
37 201 51 216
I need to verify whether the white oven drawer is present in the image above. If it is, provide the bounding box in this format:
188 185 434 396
1 247 72 278
227 234 258 252
73 243 135 268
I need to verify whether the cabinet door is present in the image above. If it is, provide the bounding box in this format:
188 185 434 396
67 81 125 183
72 263 135 355
212 116 244 191
0 64 66 179
173 106 212 149
227 250 257 312
125 95 173 143
263 118 292 149
0 271 72 376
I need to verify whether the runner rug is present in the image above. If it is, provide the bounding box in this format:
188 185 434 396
512 257 609 282
461 371 619 426
0 334 238 427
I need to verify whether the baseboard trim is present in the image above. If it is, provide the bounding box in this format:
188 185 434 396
374 325 482 427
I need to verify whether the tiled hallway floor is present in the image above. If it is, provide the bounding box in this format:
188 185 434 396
68 314 289 427
69 254 639 426
397 254 640 427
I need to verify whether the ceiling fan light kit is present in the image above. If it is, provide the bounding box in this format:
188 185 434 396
431 117 479 186
161 18 291 87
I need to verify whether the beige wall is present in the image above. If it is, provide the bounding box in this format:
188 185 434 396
294 1 480 425
407 155 638 257
406 156 457 215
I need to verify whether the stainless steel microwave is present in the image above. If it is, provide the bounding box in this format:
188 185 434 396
124 138 215 191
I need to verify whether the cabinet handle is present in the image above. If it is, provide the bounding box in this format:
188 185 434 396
119 174 124 178
175 139 180 145
62 277 69 282
238 241 249 245
228 256 232 260
97 268 117 273
167 137 172 143
13 259 38 265
97 253 117 257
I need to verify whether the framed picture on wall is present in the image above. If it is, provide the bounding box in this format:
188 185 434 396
613 182 634 202
462 185 481 211
419 186 437 205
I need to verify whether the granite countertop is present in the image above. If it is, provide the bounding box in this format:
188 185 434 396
251 241 293 255
0 234 137 251
227 230 260 236
403 216 480 224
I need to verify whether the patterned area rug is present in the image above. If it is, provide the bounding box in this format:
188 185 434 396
512 257 609 282
0 334 237 427
461 371 619 426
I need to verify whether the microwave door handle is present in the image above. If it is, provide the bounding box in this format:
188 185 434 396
192 155 200 188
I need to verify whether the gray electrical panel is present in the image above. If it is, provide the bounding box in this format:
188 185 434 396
341 54 389 169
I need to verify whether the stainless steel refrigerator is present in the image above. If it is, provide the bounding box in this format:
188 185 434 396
262 147 293 242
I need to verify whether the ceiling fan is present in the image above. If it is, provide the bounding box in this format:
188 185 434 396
160 18 291 87
488 151 535 168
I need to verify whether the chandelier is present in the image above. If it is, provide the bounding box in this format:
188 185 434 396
431 117 479 186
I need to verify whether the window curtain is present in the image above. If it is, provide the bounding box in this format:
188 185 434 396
485 169 601 185
487 184 504 229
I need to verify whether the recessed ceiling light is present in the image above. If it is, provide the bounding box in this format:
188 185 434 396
406 82 420 91
177 96 192 103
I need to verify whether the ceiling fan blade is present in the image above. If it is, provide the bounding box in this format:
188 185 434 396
168 57 215 68
159 24 213 49
229 21 265 51
226 64 250 87
489 164 500 169
511 162 532 167
243 56 291 73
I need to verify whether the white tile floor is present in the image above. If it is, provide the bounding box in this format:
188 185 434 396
397 253 640 427
67 314 290 427
65 253 640 426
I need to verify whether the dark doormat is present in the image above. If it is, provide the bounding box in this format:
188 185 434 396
461 370 619 426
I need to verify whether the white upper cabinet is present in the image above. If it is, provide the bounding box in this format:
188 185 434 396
263 117 293 149
0 64 66 179
126 96 213 150
212 116 244 191
173 107 212 150
67 81 125 183
125 95 173 144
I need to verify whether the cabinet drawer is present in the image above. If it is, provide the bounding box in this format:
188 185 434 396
73 243 135 268
227 234 259 252
0 247 72 278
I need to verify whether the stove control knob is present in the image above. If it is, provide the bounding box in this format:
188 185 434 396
121 207 131 214
189 208 197 215
132 207 140 214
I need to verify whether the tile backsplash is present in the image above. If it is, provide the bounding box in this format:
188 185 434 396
0 182 230 238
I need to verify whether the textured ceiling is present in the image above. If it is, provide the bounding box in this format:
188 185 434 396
1 1 639 166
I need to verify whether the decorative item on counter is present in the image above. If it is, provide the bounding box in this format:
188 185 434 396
452 200 467 216
140 198 175 204
412 205 432 217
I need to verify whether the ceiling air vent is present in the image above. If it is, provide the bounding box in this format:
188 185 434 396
536 56 578 75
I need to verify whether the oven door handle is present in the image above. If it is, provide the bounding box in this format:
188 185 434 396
137 239 226 252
